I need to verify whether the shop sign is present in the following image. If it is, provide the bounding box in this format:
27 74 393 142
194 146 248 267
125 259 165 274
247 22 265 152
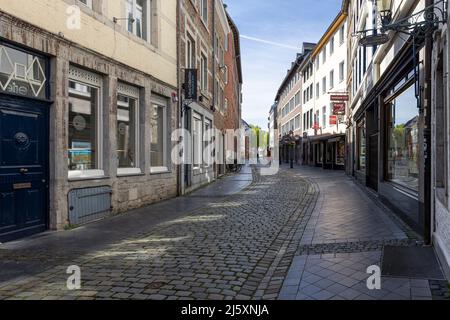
0 44 47 99
312 122 320 130
330 115 337 125
333 102 346 115
330 94 349 102
184 69 198 101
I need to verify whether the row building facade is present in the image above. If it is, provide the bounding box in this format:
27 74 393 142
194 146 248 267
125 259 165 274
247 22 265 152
0 0 242 242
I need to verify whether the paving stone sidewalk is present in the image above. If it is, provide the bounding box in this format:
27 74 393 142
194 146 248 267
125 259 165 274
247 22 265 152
279 166 448 300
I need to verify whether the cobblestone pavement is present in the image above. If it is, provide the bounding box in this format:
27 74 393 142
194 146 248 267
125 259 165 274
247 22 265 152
0 165 447 300
279 166 447 300
0 166 318 300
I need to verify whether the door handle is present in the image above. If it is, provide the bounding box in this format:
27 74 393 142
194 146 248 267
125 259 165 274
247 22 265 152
19 168 29 174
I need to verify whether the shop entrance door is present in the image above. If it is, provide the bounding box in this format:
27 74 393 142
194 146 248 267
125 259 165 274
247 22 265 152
0 97 49 242
367 133 379 191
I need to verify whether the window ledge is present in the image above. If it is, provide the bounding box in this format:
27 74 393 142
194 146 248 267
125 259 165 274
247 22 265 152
68 170 108 181
151 167 171 175
117 168 144 177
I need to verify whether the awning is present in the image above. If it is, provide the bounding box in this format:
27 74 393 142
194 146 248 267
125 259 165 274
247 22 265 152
304 133 345 143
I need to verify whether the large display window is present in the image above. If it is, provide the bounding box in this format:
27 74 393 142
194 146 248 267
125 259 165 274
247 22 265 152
385 83 419 192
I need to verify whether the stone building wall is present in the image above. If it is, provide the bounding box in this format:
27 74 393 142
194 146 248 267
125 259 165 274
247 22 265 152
0 8 178 230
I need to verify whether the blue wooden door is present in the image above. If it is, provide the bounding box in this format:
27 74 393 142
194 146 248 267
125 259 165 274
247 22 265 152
0 97 49 242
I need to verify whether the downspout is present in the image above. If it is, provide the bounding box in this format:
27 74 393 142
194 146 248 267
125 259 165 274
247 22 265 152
212 0 217 175
423 0 433 245
176 0 183 196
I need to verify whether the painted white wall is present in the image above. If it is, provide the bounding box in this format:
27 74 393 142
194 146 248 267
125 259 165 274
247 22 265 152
0 0 178 87
310 21 347 137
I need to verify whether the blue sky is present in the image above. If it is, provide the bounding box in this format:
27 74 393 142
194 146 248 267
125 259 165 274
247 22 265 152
225 0 343 129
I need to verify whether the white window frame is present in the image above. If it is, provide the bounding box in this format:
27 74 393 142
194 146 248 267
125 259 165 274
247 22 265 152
200 0 208 24
186 33 196 68
125 0 151 41
330 36 334 55
224 65 228 85
117 82 141 176
78 0 92 8
204 118 213 168
150 95 169 174
339 25 345 45
201 53 208 91
339 61 345 82
329 69 334 89
68 66 104 180
322 77 327 95
193 112 203 170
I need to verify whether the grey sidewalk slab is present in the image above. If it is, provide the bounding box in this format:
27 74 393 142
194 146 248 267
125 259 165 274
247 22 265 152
279 165 436 300
294 166 407 245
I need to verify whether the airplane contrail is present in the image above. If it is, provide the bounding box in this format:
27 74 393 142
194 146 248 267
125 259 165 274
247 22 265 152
240 35 301 51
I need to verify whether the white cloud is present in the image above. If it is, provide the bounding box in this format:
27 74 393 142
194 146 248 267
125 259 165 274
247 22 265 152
240 35 301 51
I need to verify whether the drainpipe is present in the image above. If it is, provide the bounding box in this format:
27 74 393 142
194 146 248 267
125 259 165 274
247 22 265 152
176 0 183 196
423 0 433 245
212 0 217 176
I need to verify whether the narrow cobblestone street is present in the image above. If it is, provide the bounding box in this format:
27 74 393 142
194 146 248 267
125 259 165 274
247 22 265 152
0 165 443 300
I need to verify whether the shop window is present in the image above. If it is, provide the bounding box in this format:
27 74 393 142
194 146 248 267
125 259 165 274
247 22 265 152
336 140 345 166
326 143 333 164
357 122 366 172
150 95 169 173
386 83 419 192
435 51 448 203
193 113 203 169
68 67 103 179
204 118 213 168
117 83 140 175
317 143 323 164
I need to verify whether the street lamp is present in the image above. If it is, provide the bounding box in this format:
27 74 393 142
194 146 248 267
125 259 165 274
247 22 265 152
356 0 448 45
376 0 393 27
